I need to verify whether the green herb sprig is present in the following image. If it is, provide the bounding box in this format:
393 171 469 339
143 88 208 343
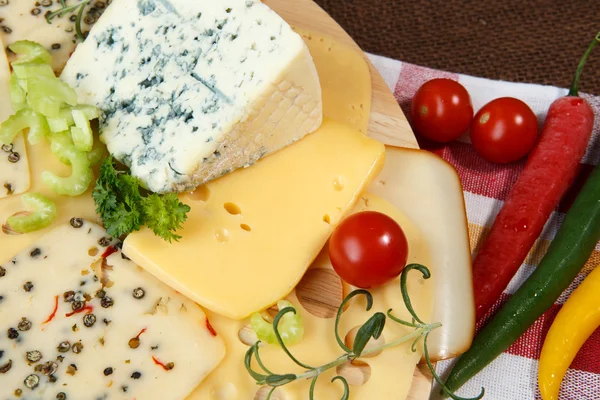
245 264 485 400
46 0 91 41
93 156 190 242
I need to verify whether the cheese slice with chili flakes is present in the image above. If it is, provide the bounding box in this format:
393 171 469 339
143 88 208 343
0 36 30 199
0 220 225 399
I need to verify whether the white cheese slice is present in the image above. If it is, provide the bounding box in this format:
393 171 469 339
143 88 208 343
0 220 225 399
0 1 101 73
61 0 323 193
0 36 30 199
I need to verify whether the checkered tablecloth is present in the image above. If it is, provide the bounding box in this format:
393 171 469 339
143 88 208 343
368 54 600 400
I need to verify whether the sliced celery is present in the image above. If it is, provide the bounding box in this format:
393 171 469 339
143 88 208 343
27 76 78 113
49 131 75 165
0 109 30 145
72 104 99 120
6 193 57 233
87 147 106 166
26 111 51 145
250 300 305 346
12 63 55 80
27 94 62 118
9 41 52 65
9 75 27 111
42 144 92 196
71 109 94 151
46 116 70 133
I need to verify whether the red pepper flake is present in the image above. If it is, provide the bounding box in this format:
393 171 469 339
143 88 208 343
43 295 59 324
135 328 146 339
151 356 174 371
205 317 217 337
101 246 117 259
65 305 93 317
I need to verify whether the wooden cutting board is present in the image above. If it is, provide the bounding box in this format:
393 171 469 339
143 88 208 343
264 1 431 399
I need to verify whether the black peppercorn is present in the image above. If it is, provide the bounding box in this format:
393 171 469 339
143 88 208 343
0 266 5 277
1 144 12 152
103 367 113 376
98 237 111 247
31 7 41 15
132 287 145 299
0 360 12 373
8 152 20 163
26 350 42 363
23 281 34 292
7 328 18 339
71 301 84 311
69 218 83 228
57 341 71 353
24 373 39 389
101 296 114 308
131 371 142 379
83 313 96 327
72 342 83 354
17 318 32 331
30 248 41 258
56 391 66 399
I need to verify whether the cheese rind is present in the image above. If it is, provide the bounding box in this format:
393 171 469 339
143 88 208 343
61 0 323 193
124 119 385 319
0 221 225 399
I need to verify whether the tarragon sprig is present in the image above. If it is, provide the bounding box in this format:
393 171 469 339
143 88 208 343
244 264 485 400
46 0 91 41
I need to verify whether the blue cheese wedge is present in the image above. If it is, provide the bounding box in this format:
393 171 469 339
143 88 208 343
61 0 323 193
0 220 225 399
0 37 30 199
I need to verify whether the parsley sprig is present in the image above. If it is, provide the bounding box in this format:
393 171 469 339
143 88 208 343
46 0 91 41
93 157 190 242
245 264 485 400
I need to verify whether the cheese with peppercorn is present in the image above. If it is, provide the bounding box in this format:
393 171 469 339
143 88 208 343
0 37 30 199
60 0 323 193
0 220 225 399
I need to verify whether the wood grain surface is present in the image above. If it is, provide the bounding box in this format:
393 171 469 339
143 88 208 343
265 0 418 150
264 0 430 398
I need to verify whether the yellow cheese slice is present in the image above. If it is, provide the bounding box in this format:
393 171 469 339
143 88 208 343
295 27 372 134
188 192 433 400
0 36 30 199
124 119 385 319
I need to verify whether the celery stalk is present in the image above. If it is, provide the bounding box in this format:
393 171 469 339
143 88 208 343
6 193 57 233
42 142 92 196
9 41 53 65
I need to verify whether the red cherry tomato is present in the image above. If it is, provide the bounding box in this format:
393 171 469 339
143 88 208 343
411 78 474 143
329 211 409 289
470 97 539 163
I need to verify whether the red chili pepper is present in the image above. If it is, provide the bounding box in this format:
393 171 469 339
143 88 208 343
152 356 173 371
65 304 93 318
135 328 146 339
205 317 217 337
472 37 597 322
43 295 59 324
101 246 118 259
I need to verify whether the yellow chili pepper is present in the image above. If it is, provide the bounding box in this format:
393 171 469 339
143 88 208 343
538 264 600 400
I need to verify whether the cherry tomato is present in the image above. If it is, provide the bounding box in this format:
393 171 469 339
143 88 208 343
470 97 539 163
411 78 474 143
329 211 409 289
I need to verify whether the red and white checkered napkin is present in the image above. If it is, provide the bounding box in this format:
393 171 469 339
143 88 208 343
368 54 600 400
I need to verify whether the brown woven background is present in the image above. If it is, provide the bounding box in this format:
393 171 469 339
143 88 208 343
314 0 600 95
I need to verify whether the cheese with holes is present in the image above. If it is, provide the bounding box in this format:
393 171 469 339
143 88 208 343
0 221 225 399
0 37 30 199
295 28 372 133
124 119 385 319
61 0 322 193
189 192 433 400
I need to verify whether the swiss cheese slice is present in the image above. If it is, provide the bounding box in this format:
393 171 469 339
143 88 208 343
124 119 385 319
295 28 372 133
188 192 432 400
0 37 30 199
0 221 225 399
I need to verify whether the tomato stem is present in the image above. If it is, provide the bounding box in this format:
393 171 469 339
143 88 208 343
568 32 600 97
